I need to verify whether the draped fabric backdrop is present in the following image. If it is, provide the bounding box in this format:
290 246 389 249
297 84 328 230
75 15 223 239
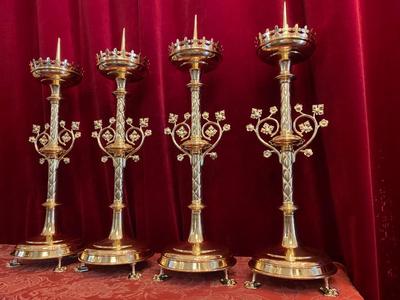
0 1 398 299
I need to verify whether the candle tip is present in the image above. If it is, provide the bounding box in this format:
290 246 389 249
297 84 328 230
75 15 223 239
193 15 198 40
56 37 61 62
283 1 288 29
121 27 126 52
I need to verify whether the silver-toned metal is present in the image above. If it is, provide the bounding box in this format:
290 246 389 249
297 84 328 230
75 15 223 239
9 37 82 271
78 28 153 276
319 277 339 297
157 15 235 284
245 1 337 296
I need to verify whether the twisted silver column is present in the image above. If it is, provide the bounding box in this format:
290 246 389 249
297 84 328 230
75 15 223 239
41 83 61 240
278 58 298 251
188 67 204 246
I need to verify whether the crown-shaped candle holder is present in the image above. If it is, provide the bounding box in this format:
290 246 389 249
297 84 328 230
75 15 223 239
244 2 338 297
8 38 82 272
76 29 152 280
153 16 236 286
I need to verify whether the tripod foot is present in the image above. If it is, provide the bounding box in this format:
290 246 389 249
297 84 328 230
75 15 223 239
75 263 89 273
220 269 237 286
153 268 169 282
6 258 21 268
128 263 142 280
53 257 66 273
244 272 261 289
319 277 339 297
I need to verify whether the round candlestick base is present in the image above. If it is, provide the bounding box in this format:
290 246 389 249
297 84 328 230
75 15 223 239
245 246 339 296
8 236 80 272
78 237 153 278
155 241 236 285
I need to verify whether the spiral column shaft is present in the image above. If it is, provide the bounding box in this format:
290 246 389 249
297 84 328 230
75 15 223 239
278 58 298 251
187 66 204 247
108 77 128 243
41 83 61 240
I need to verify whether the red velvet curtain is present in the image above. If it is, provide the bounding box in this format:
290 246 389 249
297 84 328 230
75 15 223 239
0 1 398 299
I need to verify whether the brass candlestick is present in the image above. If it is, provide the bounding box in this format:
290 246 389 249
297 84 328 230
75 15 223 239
244 2 338 296
153 16 236 286
7 38 82 272
76 29 152 279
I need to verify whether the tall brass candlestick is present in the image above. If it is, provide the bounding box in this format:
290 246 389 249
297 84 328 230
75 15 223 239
76 29 152 279
153 16 236 286
244 2 338 296
8 38 82 272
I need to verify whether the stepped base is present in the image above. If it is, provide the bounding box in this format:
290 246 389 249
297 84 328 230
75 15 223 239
245 246 339 296
154 241 236 286
7 235 80 272
78 238 153 266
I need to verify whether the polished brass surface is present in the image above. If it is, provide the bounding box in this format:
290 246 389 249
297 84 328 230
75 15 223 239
9 38 82 272
158 242 236 273
245 2 338 296
156 16 235 286
78 29 152 278
169 16 222 70
79 238 152 265
249 246 337 280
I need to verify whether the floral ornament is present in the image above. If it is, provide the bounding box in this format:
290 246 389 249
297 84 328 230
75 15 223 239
176 126 188 139
168 113 178 124
215 110 226 121
261 123 275 136
299 121 313 134
251 108 263 119
312 104 324 115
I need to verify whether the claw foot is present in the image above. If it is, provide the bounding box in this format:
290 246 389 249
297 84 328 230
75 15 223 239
320 277 339 297
75 264 89 273
244 280 261 289
220 277 237 286
53 265 67 273
320 286 339 297
128 272 142 280
153 273 169 282
6 259 21 268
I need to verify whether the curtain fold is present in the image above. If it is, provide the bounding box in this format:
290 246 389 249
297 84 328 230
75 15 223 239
0 1 398 299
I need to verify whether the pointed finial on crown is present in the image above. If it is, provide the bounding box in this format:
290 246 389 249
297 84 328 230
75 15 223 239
56 37 61 62
193 15 198 40
283 1 288 29
121 28 126 53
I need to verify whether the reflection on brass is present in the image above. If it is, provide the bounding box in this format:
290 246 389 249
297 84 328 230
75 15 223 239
245 2 338 297
154 16 236 286
8 38 82 272
77 29 152 280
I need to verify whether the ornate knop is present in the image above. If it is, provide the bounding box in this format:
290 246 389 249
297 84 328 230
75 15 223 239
29 121 81 164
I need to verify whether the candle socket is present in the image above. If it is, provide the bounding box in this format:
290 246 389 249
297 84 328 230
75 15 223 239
244 2 338 297
77 29 153 280
153 16 236 286
8 38 83 272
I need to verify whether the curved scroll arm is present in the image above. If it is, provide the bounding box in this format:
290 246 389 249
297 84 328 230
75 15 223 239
292 104 328 158
29 121 80 164
57 121 81 164
91 118 117 163
29 123 51 163
246 106 280 158
164 113 192 162
201 110 230 161
125 117 152 162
